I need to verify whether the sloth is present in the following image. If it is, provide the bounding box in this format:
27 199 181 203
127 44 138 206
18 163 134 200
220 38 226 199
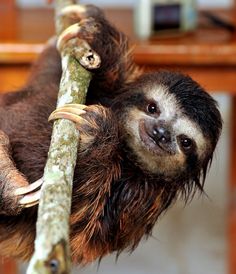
0 5 222 264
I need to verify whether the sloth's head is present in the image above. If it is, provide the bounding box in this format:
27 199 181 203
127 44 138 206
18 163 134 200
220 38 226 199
113 71 222 190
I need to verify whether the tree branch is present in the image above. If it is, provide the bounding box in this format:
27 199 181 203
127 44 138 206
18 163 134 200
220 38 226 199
26 1 100 273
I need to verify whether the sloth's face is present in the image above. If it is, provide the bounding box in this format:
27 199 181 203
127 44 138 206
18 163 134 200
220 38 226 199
123 86 210 177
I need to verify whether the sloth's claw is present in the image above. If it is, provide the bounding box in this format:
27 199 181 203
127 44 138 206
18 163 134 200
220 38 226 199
56 19 101 70
14 178 43 208
59 5 87 19
57 23 82 51
48 104 88 126
14 178 43 196
18 189 41 208
56 5 98 51
22 201 39 208
49 104 104 147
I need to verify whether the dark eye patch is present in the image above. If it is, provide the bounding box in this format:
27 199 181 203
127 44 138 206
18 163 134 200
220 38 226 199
178 135 195 154
181 138 192 149
147 103 158 114
146 101 161 117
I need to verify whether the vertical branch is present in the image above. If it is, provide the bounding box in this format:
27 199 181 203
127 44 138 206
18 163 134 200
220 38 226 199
54 0 77 35
26 2 100 274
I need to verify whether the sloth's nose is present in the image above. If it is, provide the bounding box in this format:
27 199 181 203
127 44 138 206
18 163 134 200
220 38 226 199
153 126 171 144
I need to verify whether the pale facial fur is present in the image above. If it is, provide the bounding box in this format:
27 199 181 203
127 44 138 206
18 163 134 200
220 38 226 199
123 85 209 175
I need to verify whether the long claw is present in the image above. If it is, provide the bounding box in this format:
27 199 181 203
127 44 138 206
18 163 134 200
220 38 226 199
57 19 101 69
50 105 86 118
18 189 41 207
59 5 87 18
48 104 87 125
54 103 87 111
57 23 82 51
22 201 39 208
14 178 43 196
49 112 87 125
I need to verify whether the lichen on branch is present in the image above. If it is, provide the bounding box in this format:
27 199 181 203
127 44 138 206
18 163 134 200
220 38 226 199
26 1 101 273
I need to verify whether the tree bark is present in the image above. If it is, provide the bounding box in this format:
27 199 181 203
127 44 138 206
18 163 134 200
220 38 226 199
26 1 100 273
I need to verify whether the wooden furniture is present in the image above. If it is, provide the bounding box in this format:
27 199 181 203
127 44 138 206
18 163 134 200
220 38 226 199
0 2 21 274
1 6 236 274
0 258 17 274
0 0 15 41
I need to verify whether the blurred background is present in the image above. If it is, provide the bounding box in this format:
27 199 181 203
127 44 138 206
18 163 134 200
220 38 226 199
16 0 234 8
0 0 234 273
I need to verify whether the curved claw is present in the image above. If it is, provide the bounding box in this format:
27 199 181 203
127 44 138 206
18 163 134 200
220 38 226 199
14 178 43 208
48 104 87 125
56 19 101 69
14 178 43 196
18 189 41 207
23 201 39 208
59 5 87 18
57 23 82 51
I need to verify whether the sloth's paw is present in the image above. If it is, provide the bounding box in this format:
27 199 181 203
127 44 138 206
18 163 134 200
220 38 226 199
58 4 103 24
49 104 110 147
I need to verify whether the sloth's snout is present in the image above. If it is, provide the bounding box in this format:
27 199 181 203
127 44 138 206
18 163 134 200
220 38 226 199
139 119 176 155
152 126 171 145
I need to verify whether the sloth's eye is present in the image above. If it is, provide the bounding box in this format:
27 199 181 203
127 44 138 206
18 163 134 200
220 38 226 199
181 138 192 148
179 136 193 151
147 103 158 114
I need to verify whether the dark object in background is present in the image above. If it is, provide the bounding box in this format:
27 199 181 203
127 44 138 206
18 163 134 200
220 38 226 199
153 4 181 31
134 0 197 39
201 10 236 33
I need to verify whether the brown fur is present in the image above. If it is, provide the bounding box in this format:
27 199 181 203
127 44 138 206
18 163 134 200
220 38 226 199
0 5 222 264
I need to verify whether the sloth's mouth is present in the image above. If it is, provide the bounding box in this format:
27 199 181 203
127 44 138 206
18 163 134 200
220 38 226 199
139 120 171 156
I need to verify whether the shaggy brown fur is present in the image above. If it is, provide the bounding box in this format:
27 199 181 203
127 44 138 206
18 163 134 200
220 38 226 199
0 5 222 264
